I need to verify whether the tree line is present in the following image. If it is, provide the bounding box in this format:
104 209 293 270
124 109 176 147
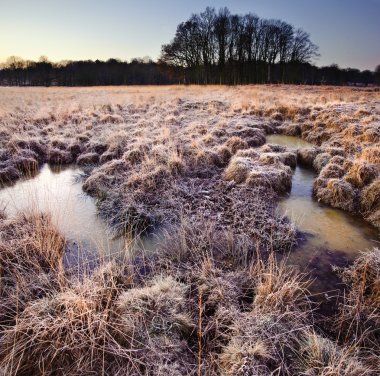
0 7 379 86
160 7 377 85
160 6 320 84
0 56 174 86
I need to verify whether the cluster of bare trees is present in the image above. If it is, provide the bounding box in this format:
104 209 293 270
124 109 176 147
160 7 320 84
0 6 378 87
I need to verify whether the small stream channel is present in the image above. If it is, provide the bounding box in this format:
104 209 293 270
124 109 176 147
1 137 379 296
267 134 380 297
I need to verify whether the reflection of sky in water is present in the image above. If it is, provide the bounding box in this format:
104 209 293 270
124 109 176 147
267 135 379 257
268 134 379 282
1 145 379 293
0 164 124 255
279 165 379 255
0 164 171 268
268 133 380 297
266 134 314 149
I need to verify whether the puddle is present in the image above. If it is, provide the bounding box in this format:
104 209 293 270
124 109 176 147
279 166 378 254
270 134 379 298
266 134 314 148
0 164 159 268
0 164 123 254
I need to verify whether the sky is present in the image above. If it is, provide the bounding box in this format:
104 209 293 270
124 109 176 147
0 0 379 70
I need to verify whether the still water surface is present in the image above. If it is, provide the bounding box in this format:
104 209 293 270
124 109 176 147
0 164 123 254
270 134 379 295
1 140 379 293
0 164 158 264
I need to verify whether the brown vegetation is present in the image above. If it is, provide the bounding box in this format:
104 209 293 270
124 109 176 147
0 213 378 375
334 249 380 363
0 85 379 374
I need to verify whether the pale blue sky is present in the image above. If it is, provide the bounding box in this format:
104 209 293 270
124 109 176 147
1 0 379 70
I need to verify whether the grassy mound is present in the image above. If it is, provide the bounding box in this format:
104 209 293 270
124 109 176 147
0 211 379 375
224 153 293 194
0 212 65 326
314 178 358 212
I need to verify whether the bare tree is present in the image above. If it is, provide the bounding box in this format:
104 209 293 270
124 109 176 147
291 29 319 63
214 7 230 68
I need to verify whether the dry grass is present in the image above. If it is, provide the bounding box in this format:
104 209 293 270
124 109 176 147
223 153 293 194
345 160 378 188
314 178 358 212
335 249 380 353
0 85 380 374
0 85 378 227
0 212 65 326
0 210 379 374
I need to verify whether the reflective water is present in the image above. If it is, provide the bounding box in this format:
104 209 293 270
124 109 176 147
279 166 379 254
266 134 314 149
0 164 124 255
271 135 380 297
0 164 159 266
1 147 379 297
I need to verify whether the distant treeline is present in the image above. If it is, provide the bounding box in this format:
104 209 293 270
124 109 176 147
0 57 175 86
0 7 379 87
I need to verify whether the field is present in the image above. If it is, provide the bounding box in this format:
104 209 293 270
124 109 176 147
0 85 380 375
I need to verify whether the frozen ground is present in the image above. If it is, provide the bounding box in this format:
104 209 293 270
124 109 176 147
0 85 379 375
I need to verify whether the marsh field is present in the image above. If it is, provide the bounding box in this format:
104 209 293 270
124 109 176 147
0 85 380 375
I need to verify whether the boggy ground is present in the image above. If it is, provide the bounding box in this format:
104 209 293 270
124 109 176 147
0 85 380 375
0 85 379 232
0 212 379 375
